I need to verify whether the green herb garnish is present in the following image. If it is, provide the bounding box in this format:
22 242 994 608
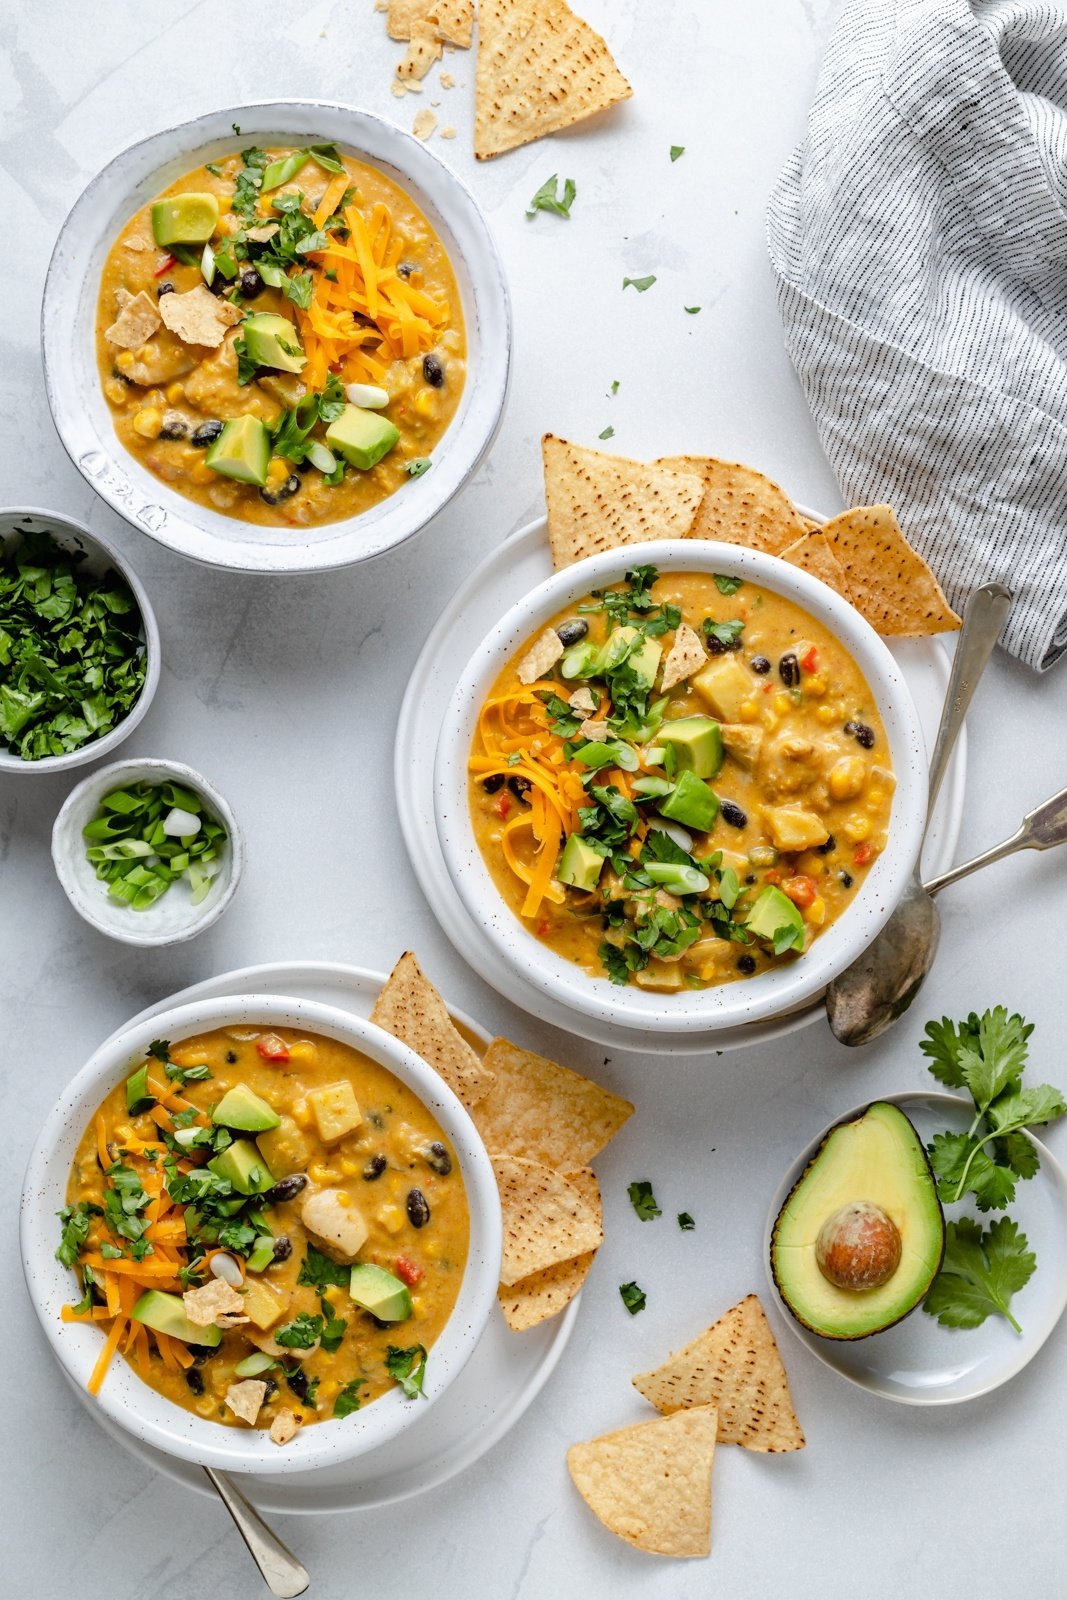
623 275 656 292
527 174 576 218
82 779 226 912
333 1378 365 1418
923 1217 1036 1334
297 1244 351 1290
599 426 615 440
670 145 685 161
385 1344 428 1399
628 1181 661 1221
56 1202 97 1268
619 1281 646 1315
684 305 701 314
713 574 743 596
275 1313 325 1350
678 1212 695 1230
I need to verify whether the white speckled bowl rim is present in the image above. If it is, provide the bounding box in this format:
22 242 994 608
20 993 503 1475
434 538 928 1035
42 101 511 574
0 507 160 774
51 756 245 946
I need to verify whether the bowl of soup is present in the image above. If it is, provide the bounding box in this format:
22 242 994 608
434 540 927 1035
21 994 502 1473
42 102 511 573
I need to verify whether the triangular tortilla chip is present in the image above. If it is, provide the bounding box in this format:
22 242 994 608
474 1038 633 1169
632 1294 805 1453
497 1167 600 1329
475 0 632 160
780 531 853 601
660 621 707 693
567 1405 718 1557
821 504 961 636
656 456 807 555
371 952 495 1108
494 1154 603 1285
543 436 704 568
388 0 473 46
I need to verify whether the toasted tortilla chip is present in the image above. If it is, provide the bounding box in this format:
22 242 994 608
578 717 610 742
780 530 852 600
475 0 632 160
159 285 242 348
104 289 162 350
495 1154 603 1285
633 1294 805 1452
389 0 473 46
183 1280 249 1329
413 108 438 140
822 504 961 635
225 1379 267 1425
123 236 149 253
270 1407 301 1445
568 685 597 715
516 627 564 684
543 436 703 569
656 456 807 555
660 621 707 693
371 952 495 1108
474 1038 633 1169
397 20 443 78
245 223 280 243
498 1167 600 1330
567 1405 718 1557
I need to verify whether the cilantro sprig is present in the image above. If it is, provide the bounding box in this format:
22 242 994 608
923 1217 1035 1334
627 1181 661 1221
386 1344 428 1399
527 174 576 218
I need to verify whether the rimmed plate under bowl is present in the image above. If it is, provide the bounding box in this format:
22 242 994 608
762 1090 1067 1404
0 507 160 775
42 101 511 574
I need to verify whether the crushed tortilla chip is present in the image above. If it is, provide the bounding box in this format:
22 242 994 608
183 1279 249 1329
821 504 961 635
494 1154 603 1285
498 1167 600 1330
567 1405 718 1557
780 530 853 600
475 0 632 160
441 126 457 138
104 290 162 350
656 456 807 555
389 0 473 46
371 951 495 1108
579 717 610 741
123 236 149 253
397 20 443 78
441 71 456 87
159 285 242 348
413 109 438 140
632 1294 805 1452
270 1406 301 1445
245 223 280 243
516 627 564 684
473 1038 633 1169
660 621 707 693
568 685 597 716
225 1379 267 1425
543 436 703 569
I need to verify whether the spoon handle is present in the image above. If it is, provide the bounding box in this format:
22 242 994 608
925 583 1012 822
203 1467 310 1597
925 782 1067 894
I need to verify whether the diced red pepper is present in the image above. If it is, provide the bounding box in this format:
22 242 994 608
494 792 512 820
395 1254 424 1288
154 254 177 277
536 917 551 937
853 842 874 867
762 681 774 694
764 868 783 885
256 1033 291 1063
783 875 817 909
799 645 820 673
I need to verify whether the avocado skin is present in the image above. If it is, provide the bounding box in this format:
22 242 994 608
770 1101 945 1341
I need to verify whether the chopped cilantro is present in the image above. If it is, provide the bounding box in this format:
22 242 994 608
56 1202 97 1268
678 1212 696 1230
297 1244 351 1290
623 275 656 292
319 1298 347 1353
333 1378 365 1418
599 426 615 440
670 145 685 161
619 1281 646 1315
627 1181 661 1221
275 1313 325 1350
713 574 743 596
684 305 701 314
147 1040 171 1063
609 379 620 396
385 1343 428 1399
526 174 576 218
702 618 745 650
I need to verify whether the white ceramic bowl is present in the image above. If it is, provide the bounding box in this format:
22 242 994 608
42 101 511 574
434 539 928 1036
21 993 503 1474
51 757 244 945
0 507 160 775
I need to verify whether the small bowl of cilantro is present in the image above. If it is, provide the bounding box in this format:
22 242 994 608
51 757 244 945
0 507 159 773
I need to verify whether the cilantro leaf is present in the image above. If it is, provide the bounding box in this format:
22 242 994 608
275 1313 325 1350
928 1131 1017 1212
670 145 685 161
599 426 615 440
319 1298 347 1353
713 574 743 596
684 305 701 314
922 1217 1035 1333
997 1130 1041 1181
527 174 576 218
147 1040 170 1062
333 1378 365 1418
619 1281 646 1314
623 275 656 292
677 1212 695 1230
297 1244 350 1290
56 1202 97 1268
627 1180 661 1221
385 1343 427 1399
988 1083 1067 1135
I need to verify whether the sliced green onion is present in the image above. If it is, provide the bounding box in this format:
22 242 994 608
83 780 226 913
200 244 216 286
262 151 311 192
644 862 710 896
305 441 337 474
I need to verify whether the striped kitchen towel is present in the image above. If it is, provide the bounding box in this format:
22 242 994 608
767 0 1067 670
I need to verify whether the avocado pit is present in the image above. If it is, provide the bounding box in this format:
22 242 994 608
815 1201 902 1291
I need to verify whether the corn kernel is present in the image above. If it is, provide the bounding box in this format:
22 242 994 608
266 458 289 488
116 351 134 374
104 377 127 405
773 692 792 716
806 896 827 925
379 1205 405 1236
340 1159 358 1177
816 704 837 725
165 382 185 404
309 1162 341 1184
334 1191 351 1208
738 699 759 722
290 1099 311 1128
844 814 871 843
806 674 827 697
288 1041 318 1066
413 388 436 418
828 756 867 802
867 788 885 808
133 406 162 439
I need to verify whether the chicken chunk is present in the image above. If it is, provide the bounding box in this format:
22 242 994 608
300 1188 369 1262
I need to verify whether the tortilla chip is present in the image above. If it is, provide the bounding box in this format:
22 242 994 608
660 621 707 693
104 289 162 350
494 1154 604 1285
413 108 438 140
123 236 149 253
498 1167 600 1330
183 1280 249 1329
656 456 807 555
516 627 565 684
822 504 961 635
632 1294 805 1453
543 436 704 569
397 20 443 78
475 0 632 161
270 1407 301 1445
578 717 610 741
159 285 242 348
225 1379 267 1425
567 1405 718 1557
371 952 495 1108
388 0 473 46
780 530 853 600
474 1038 633 1169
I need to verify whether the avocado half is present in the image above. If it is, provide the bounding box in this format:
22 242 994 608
771 1101 945 1340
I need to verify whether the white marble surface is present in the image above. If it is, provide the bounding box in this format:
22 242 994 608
4 2 1067 1596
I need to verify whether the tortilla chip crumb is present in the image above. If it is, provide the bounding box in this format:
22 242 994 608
579 718 610 742
441 71 455 87
183 1279 248 1328
123 236 149 252
225 1379 267 1426
660 622 707 693
397 20 443 79
104 290 162 350
441 125 457 138
516 627 565 685
270 1407 301 1445
159 284 242 348
568 686 597 716
413 109 438 139
245 223 280 244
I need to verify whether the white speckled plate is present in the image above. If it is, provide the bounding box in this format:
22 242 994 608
763 1091 1067 1403
396 516 967 1055
53 962 578 1514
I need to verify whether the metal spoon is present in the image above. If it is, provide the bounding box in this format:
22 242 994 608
204 1467 310 1597
924 782 1067 895
825 581 1013 1046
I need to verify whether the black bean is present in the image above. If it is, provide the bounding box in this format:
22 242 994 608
706 631 741 656
406 1188 431 1228
191 420 224 447
397 260 418 279
159 413 188 441
264 1173 308 1204
238 266 263 298
844 720 876 749
425 1141 452 1176
226 1050 238 1064
840 870 854 889
815 834 836 855
260 473 301 506
262 1378 278 1401
508 775 532 803
363 1154 387 1181
285 1368 312 1404
189 1344 216 1364
737 954 757 975
720 800 748 829
185 1367 205 1395
778 652 800 687
556 618 589 647
481 774 505 793
744 873 756 885
270 1235 292 1263
422 352 444 387
750 655 772 675
157 281 176 296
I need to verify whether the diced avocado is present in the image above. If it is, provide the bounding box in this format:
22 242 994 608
212 1084 281 1134
245 1235 277 1274
205 415 271 487
125 1064 154 1114
241 312 306 374
208 1138 274 1196
349 1263 413 1323
325 404 400 471
132 1288 222 1348
692 656 756 722
593 625 641 676
628 636 662 688
659 716 724 779
150 192 219 246
658 770 719 833
256 1115 310 1178
558 835 604 892
745 885 805 951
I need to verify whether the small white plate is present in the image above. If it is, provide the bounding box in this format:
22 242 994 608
395 515 967 1056
762 1091 1067 1404
63 960 578 1513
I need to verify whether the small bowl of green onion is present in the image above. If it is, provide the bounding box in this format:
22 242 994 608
51 757 244 944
